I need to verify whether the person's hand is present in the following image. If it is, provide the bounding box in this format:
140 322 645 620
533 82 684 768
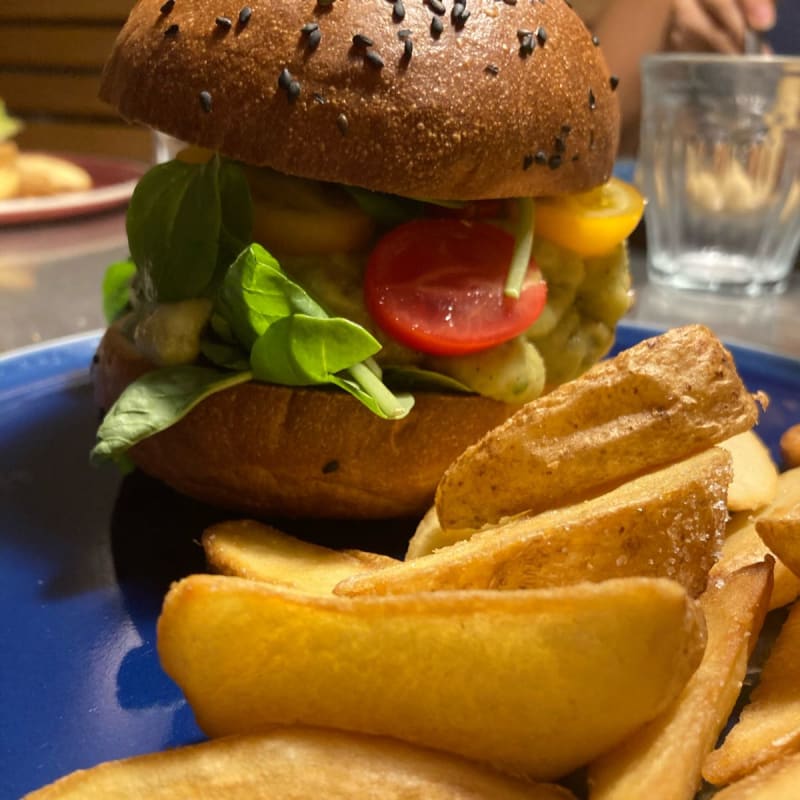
667 0 776 53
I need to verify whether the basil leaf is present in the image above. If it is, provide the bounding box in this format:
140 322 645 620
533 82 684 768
344 186 423 227
101 259 136 323
216 244 325 350
200 337 251 371
91 366 252 463
330 371 415 419
126 156 252 302
250 314 380 385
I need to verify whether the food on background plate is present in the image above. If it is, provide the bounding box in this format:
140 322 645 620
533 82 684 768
21 726 573 800
780 423 800 469
435 324 760 531
90 0 644 519
157 574 704 782
0 100 92 200
587 559 773 800
756 507 800 580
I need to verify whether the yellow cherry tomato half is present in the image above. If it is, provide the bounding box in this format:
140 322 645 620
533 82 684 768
534 177 645 258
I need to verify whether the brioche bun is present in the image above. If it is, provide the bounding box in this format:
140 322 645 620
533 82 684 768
100 0 620 200
94 322 517 519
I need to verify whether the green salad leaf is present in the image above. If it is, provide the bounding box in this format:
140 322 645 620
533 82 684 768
101 259 136 323
0 99 22 141
126 156 252 303
92 366 252 463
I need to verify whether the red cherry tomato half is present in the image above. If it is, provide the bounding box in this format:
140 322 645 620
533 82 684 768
364 219 547 357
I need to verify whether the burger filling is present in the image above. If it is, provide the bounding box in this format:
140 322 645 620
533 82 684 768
93 151 641 463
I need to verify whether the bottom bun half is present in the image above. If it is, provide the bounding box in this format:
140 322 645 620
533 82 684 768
93 323 518 520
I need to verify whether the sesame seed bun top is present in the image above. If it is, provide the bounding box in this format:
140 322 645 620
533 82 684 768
100 0 620 200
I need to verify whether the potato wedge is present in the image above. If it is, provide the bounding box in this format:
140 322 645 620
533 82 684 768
756 508 800 580
202 520 398 594
158 575 705 781
712 750 800 799
711 467 800 610
587 560 773 800
337 448 731 599
406 506 470 560
22 727 574 799
703 599 800 786
436 325 759 530
718 431 779 512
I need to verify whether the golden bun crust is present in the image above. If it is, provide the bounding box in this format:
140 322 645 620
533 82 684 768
93 323 517 519
100 0 620 199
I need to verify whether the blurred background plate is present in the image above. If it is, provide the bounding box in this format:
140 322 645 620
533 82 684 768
0 153 145 226
1 325 798 798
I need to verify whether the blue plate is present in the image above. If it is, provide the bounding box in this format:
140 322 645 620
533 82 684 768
1 326 799 798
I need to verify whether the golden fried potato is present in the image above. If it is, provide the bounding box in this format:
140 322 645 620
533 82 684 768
756 508 800 580
0 141 19 200
337 448 731 599
780 424 800 470
703 599 800 786
436 325 759 531
202 520 398 594
406 506 470 559
711 467 800 610
588 560 773 800
22 727 574 799
15 153 92 197
719 431 779 512
158 575 705 781
712 750 800 799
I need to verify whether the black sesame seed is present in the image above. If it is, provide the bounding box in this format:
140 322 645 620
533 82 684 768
160 0 175 14
561 124 572 134
609 74 620 91
199 90 212 113
353 33 374 47
365 49 385 69
503 0 517 4
397 28 412 40
592 34 600 46
393 0 406 21
519 32 535 56
336 113 349 135
431 15 444 35
485 63 499 75
534 151 547 165
287 80 301 100
452 3 470 26
238 6 252 25
523 154 535 170
548 154 562 170
517 28 532 40
572 153 580 162
403 37 413 59
301 21 320 33
536 26 547 45
322 459 340 474
554 135 566 153
164 23 179 37
428 0 445 15
278 68 293 90
307 28 322 48
313 91 327 104
588 88 597 110
215 15 233 30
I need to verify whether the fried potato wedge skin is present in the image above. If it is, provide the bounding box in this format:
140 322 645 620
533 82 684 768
713 750 800 799
158 575 705 781
712 467 800 610
338 449 731 599
436 324 758 530
22 727 574 800
587 560 773 800
719 431 779 512
703 599 800 786
202 520 398 594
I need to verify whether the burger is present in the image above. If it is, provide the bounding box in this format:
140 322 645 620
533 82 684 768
92 0 643 520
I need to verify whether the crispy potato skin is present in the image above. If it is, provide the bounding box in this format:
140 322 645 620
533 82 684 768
436 325 759 530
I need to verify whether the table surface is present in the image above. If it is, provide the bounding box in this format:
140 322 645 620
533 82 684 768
1 207 799 358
